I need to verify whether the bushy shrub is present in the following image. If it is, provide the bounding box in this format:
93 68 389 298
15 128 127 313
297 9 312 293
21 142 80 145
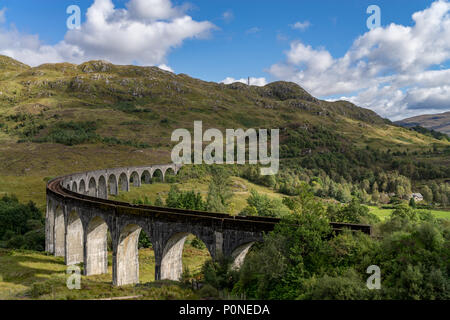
34 121 98 146
29 281 54 298
197 284 220 299
240 189 290 218
0 195 44 251
190 237 206 249
166 185 206 210
327 199 380 224
202 256 239 293
23 229 45 251
139 232 152 249
300 269 373 300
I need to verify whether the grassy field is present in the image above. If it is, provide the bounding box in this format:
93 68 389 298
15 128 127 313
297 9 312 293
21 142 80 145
111 176 284 215
0 238 209 300
426 209 450 219
368 206 450 221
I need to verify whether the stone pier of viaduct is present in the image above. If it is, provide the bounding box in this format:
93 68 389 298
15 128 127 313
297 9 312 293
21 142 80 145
45 163 372 286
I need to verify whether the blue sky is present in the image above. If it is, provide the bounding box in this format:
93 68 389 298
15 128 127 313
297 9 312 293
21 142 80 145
0 0 449 120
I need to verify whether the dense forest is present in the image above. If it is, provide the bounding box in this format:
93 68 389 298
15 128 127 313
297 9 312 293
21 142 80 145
240 124 450 208
131 166 450 300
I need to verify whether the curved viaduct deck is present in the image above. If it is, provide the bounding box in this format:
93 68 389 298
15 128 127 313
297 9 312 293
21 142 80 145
45 163 371 286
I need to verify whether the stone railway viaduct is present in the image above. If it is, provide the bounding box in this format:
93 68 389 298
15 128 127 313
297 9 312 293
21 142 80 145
45 163 371 286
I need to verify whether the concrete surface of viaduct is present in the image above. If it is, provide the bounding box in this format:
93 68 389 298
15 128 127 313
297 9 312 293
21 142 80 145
45 163 372 286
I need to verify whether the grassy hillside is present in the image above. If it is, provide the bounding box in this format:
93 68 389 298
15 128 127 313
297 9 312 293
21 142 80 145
0 55 443 154
0 55 448 210
111 176 284 214
395 111 450 136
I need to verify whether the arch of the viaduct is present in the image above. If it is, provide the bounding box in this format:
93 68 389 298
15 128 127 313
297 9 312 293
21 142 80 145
45 163 372 287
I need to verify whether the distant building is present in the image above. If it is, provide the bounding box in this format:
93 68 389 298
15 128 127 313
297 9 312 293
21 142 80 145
410 193 424 202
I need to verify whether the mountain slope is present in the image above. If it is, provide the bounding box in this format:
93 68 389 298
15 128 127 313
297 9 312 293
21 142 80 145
395 111 450 135
0 55 440 150
0 55 449 208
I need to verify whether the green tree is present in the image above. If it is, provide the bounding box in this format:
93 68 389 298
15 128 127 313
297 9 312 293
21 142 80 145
0 195 44 251
409 197 416 208
165 185 205 210
154 194 164 206
361 179 371 193
421 186 433 203
206 166 232 213
233 187 332 299
166 185 182 208
372 188 380 203
241 190 290 218
327 199 379 224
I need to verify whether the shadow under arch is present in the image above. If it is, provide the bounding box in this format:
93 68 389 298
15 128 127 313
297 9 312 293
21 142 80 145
152 168 164 183
129 171 140 187
71 181 78 193
85 216 109 276
88 177 97 197
98 175 107 199
165 167 176 183
66 210 84 265
108 174 118 196
79 179 86 194
141 170 151 184
118 172 128 192
137 228 156 283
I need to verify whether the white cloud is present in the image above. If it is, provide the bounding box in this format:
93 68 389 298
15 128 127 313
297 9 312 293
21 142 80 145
0 0 215 67
0 7 6 24
291 21 311 31
285 41 333 71
0 25 82 66
269 0 450 120
158 63 174 72
404 85 450 110
221 77 267 86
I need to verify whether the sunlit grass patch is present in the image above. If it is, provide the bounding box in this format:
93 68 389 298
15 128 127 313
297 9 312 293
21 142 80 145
111 176 285 215
368 206 450 221
0 241 208 300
